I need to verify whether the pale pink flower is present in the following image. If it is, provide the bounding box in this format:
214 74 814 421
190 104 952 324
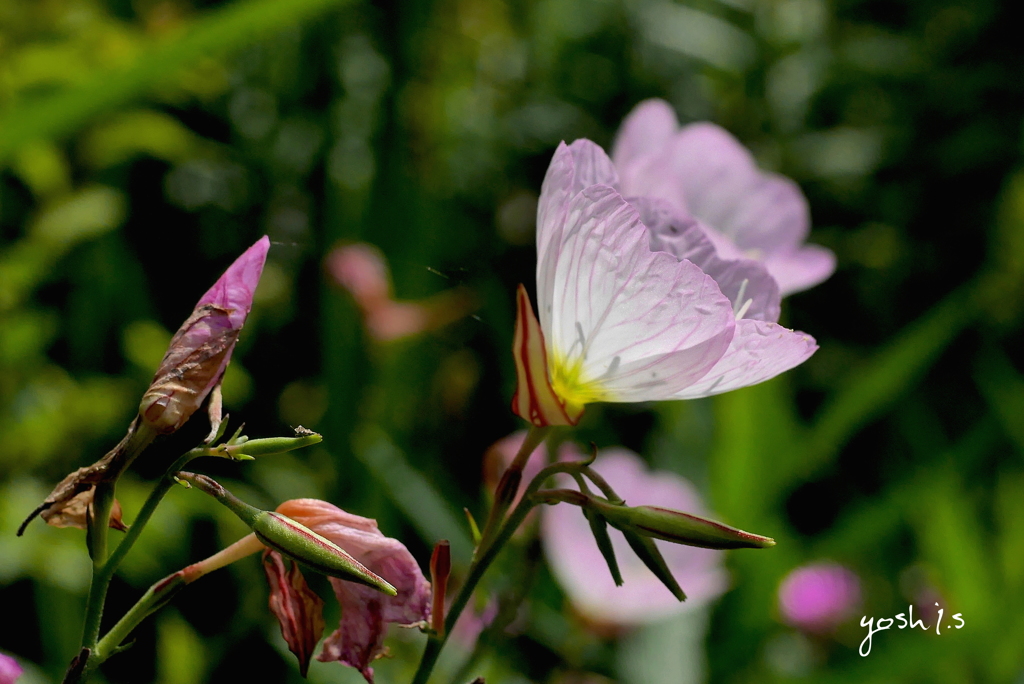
0 653 22 684
327 243 475 342
512 139 817 426
542 446 728 626
275 499 432 683
778 562 861 633
612 99 835 295
140 235 270 434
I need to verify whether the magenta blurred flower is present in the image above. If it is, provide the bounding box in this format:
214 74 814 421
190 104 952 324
275 499 432 683
612 99 835 296
140 235 269 434
542 446 728 626
327 242 475 342
512 139 817 426
0 653 22 684
778 562 861 632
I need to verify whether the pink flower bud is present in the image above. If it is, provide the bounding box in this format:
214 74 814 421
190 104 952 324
778 562 861 633
139 236 269 434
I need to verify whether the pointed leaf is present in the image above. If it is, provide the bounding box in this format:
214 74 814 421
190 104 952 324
583 507 623 586
621 529 686 602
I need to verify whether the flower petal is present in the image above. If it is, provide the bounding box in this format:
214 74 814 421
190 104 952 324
276 500 431 684
197 235 270 328
670 319 817 399
511 285 580 426
762 243 837 296
611 98 680 169
536 140 620 335
632 196 781 322
263 550 326 678
549 185 735 402
663 123 811 254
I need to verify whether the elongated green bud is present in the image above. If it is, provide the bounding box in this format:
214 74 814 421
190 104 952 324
589 499 775 550
221 428 322 459
177 471 396 595
253 512 397 596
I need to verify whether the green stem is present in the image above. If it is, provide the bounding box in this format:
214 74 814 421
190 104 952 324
79 427 158 653
476 426 549 552
94 571 187 663
75 445 208 681
410 456 590 684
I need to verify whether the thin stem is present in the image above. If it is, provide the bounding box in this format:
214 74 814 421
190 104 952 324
95 533 265 663
476 425 549 552
74 446 209 681
79 428 159 653
410 454 592 684
93 571 187 664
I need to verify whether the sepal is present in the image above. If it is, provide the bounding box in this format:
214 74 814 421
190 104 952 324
511 284 583 426
583 506 623 586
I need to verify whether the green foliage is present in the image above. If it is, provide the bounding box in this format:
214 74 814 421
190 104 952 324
3 0 1024 682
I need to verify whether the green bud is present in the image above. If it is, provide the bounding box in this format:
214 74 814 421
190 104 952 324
590 499 775 550
221 428 322 459
253 512 397 596
177 471 396 595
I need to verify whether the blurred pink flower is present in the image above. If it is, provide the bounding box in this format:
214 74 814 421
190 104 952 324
140 235 269 434
327 243 475 342
612 99 835 295
778 562 861 632
512 139 817 426
0 653 22 684
541 446 728 626
276 499 432 683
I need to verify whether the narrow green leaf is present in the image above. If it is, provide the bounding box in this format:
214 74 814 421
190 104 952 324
802 282 979 479
583 507 623 586
622 529 685 602
0 0 353 161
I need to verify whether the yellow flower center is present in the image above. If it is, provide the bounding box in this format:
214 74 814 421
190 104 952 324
550 351 609 414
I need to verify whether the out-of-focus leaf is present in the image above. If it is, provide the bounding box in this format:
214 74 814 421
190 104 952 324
974 347 1024 455
29 186 125 249
79 109 211 169
802 282 979 480
904 466 994 627
710 377 801 520
353 426 472 560
11 141 71 198
0 0 355 161
995 471 1024 593
122 320 173 373
157 612 207 684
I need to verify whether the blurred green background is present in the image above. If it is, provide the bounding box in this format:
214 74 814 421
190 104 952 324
3 0 1024 682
